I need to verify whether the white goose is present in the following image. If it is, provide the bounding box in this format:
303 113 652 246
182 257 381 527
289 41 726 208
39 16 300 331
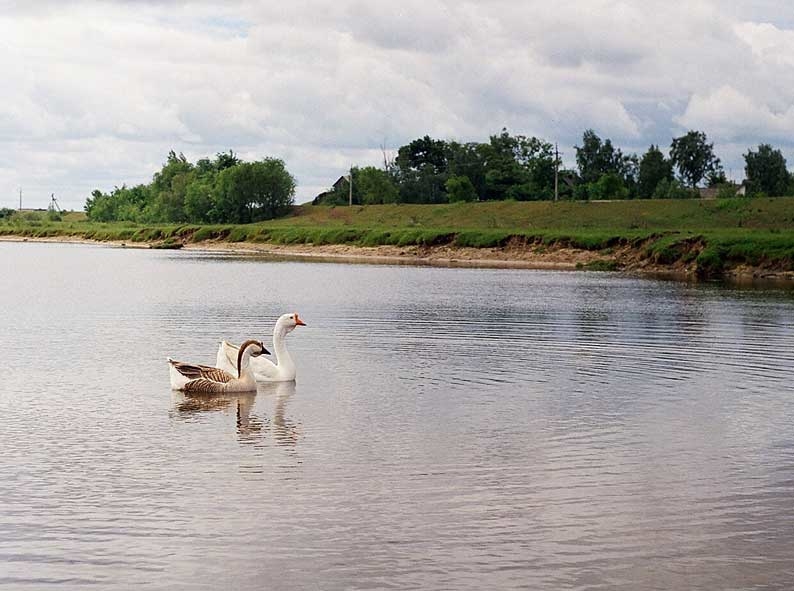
216 313 306 382
169 339 268 393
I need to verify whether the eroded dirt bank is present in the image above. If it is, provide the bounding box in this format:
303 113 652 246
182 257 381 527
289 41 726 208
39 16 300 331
3 235 793 282
183 239 794 282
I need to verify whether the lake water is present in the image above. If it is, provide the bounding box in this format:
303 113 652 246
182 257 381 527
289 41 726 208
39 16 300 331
1 241 793 590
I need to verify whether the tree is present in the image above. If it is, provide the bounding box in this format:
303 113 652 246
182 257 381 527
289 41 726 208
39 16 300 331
445 175 478 202
482 129 555 201
670 131 722 188
85 151 297 223
589 173 629 200
357 166 399 204
214 158 295 223
706 167 727 187
446 141 487 199
744 144 790 196
214 150 241 172
85 184 150 222
147 151 194 222
85 189 116 221
184 178 217 222
638 145 673 198
396 135 448 173
574 129 637 198
394 136 449 203
575 129 626 184
390 130 558 202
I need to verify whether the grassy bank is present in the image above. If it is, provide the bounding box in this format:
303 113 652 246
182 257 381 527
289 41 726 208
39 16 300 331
3 199 794 278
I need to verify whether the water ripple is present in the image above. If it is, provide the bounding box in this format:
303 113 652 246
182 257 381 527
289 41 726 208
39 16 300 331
1 243 794 589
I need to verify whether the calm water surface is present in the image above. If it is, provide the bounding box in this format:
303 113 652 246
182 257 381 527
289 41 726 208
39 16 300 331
1 241 793 590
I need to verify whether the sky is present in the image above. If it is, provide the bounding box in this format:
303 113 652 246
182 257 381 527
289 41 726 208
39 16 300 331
2 0 794 210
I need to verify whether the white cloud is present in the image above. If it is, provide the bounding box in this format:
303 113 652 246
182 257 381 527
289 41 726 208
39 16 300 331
678 85 794 142
1 0 794 209
735 21 794 69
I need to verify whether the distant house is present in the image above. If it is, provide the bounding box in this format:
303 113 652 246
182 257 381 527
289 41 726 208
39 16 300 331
561 174 577 189
698 182 747 199
313 176 349 205
697 186 720 199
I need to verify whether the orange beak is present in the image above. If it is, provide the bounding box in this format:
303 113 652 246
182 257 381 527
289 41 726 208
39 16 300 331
295 313 307 327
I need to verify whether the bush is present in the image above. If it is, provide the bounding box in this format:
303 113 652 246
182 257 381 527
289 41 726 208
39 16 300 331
695 247 726 278
454 230 513 248
445 175 478 203
716 184 742 199
228 227 251 242
590 173 629 200
653 178 697 199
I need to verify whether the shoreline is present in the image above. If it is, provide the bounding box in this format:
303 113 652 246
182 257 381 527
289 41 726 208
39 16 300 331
4 234 793 284
0 234 588 269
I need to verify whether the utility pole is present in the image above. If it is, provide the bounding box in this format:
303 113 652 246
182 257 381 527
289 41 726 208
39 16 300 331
348 165 353 206
554 143 560 202
19 188 22 211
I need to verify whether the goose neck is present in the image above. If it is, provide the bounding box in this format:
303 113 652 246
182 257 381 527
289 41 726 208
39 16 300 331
273 326 293 369
237 344 256 376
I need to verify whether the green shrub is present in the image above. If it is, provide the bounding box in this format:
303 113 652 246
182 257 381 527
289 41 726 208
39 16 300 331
695 247 726 278
716 184 742 199
228 227 251 242
454 230 513 248
445 175 478 203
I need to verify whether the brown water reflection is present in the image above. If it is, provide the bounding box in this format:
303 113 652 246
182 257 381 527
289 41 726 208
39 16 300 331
171 382 300 448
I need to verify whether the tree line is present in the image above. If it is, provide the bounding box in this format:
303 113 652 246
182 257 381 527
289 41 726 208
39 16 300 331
83 130 794 225
85 151 296 223
315 129 794 205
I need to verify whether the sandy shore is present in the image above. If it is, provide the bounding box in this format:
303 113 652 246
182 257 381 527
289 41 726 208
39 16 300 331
3 234 793 282
0 234 601 270
183 240 607 270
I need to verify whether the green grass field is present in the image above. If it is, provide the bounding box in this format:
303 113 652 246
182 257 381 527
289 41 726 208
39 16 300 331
270 198 794 231
3 198 794 277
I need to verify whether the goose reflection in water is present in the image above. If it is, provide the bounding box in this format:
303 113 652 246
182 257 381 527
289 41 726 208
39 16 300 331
259 381 301 448
172 391 266 442
171 382 300 447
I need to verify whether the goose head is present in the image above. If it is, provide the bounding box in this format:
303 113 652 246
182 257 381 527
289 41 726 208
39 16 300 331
236 339 269 372
276 312 307 335
238 339 269 356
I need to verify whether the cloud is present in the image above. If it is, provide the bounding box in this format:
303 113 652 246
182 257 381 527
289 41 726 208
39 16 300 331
341 0 460 53
678 85 794 143
1 0 793 209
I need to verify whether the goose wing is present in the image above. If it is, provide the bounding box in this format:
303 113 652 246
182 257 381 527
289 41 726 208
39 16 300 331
183 378 232 394
218 340 277 374
169 361 234 383
217 341 239 374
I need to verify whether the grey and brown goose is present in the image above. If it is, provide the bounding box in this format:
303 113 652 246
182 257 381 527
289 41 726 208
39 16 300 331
168 340 269 393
